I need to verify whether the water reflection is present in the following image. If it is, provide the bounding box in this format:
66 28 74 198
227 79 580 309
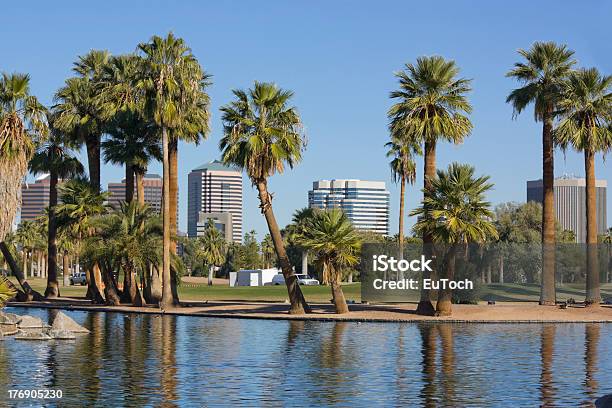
0 308 610 407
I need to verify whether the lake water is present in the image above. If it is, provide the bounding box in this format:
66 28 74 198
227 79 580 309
1 307 611 407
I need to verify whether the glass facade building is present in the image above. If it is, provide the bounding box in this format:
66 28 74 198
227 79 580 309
308 179 390 235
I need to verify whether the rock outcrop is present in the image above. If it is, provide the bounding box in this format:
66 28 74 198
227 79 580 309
51 312 90 333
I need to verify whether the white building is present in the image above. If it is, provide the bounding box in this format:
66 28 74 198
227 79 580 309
308 179 390 235
229 268 281 287
188 160 243 242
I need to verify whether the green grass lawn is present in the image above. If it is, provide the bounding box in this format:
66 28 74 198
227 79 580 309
10 277 612 303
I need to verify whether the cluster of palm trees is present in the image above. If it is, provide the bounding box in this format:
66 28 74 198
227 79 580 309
0 33 210 308
388 42 611 314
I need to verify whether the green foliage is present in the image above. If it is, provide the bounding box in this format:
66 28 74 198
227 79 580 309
194 219 227 270
296 209 362 284
219 81 305 183
388 56 473 146
0 276 16 307
411 163 498 244
554 67 612 153
506 42 576 120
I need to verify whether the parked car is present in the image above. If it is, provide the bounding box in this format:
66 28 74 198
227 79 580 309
70 272 87 286
271 273 320 286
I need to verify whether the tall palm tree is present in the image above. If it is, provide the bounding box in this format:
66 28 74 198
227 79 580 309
220 81 310 314
4 221 43 300
195 219 226 286
411 163 498 316
261 234 276 269
554 68 612 305
506 42 576 305
297 209 361 314
102 111 161 204
29 118 84 298
54 50 110 192
56 179 109 303
389 56 473 314
137 33 210 309
0 73 47 300
385 134 419 262
0 73 47 242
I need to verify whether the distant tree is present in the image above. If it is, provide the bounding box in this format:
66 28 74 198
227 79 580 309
195 219 226 286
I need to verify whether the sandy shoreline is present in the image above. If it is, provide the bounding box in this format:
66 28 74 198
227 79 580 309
6 299 612 323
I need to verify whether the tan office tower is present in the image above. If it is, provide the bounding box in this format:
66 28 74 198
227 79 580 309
107 173 163 214
188 160 243 242
20 174 52 222
527 176 608 243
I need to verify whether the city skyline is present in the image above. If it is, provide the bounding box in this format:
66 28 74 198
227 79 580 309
5 1 612 238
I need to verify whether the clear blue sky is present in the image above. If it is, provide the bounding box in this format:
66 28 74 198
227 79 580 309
2 1 611 238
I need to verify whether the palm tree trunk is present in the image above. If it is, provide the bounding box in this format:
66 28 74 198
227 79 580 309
136 169 145 206
436 244 457 316
329 263 349 314
256 180 310 314
0 242 43 301
45 170 60 298
398 174 406 279
121 263 143 306
301 251 308 275
584 149 600 305
125 163 135 203
85 136 101 192
169 138 181 306
417 139 436 315
62 250 70 287
540 109 556 306
160 126 174 309
22 250 28 279
208 265 214 286
99 263 121 306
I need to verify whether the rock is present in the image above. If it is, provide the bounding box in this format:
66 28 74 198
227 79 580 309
14 330 52 341
49 330 76 340
0 312 21 324
17 315 46 329
51 312 89 333
0 323 18 336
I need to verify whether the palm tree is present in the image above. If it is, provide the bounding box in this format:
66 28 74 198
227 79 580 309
195 219 226 286
137 33 210 309
29 118 84 297
0 73 47 242
506 42 576 305
389 56 473 314
220 81 310 314
102 111 161 204
56 179 109 303
385 134 419 263
411 163 498 316
554 67 612 305
88 202 161 306
297 209 361 314
54 50 110 192
261 234 276 269
2 222 43 300
285 208 316 274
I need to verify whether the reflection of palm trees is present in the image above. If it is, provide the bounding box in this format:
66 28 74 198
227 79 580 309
122 315 147 407
161 315 178 407
286 320 305 346
418 324 437 408
584 324 600 401
540 325 556 408
315 322 348 405
438 325 456 406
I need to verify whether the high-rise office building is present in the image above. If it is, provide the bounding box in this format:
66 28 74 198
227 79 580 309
527 176 608 243
188 160 243 242
107 173 163 213
20 174 52 222
308 179 390 235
